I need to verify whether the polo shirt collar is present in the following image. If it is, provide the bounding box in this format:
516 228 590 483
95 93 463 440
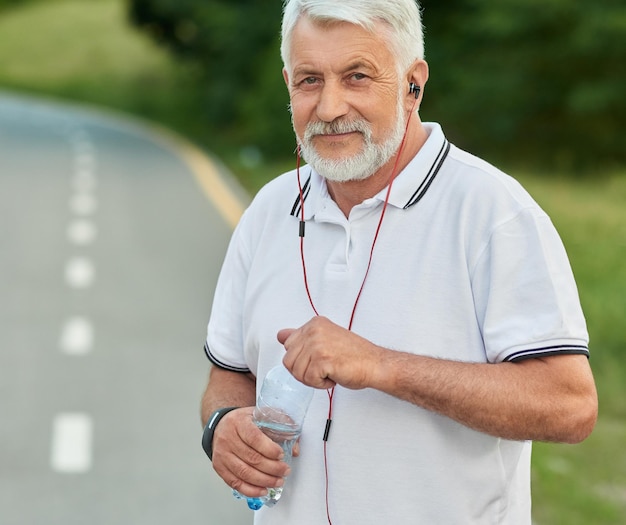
289 122 450 220
380 122 450 209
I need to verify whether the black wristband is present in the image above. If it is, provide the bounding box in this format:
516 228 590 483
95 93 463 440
202 407 239 461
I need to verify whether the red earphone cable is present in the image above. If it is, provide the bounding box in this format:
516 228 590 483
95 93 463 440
296 99 418 524
296 147 319 316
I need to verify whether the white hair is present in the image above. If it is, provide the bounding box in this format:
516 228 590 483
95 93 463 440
280 0 424 75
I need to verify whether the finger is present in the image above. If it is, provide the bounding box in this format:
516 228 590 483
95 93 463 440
212 412 291 494
220 452 290 498
277 328 296 345
213 435 291 498
238 423 286 461
291 352 336 390
237 433 290 478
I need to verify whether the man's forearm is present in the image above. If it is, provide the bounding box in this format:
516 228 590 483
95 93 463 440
370 350 597 443
280 316 597 444
200 366 257 426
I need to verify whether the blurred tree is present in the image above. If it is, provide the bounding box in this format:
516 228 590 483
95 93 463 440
128 0 291 155
0 0 32 9
129 0 625 169
420 0 626 169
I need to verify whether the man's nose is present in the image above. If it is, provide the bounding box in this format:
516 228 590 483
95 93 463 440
315 81 350 123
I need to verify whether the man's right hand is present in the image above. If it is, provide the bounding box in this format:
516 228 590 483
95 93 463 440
211 407 291 498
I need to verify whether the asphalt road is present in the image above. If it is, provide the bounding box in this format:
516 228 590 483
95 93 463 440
0 92 252 525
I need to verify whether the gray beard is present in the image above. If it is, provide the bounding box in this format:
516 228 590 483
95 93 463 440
295 97 407 183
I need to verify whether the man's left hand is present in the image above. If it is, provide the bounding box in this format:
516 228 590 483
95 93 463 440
277 316 380 390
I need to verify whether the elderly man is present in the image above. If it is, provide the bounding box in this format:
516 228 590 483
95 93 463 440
200 1 597 523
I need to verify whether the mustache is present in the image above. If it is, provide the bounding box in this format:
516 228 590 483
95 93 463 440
304 118 372 141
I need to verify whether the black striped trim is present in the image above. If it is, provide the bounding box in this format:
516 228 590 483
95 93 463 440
404 140 451 209
290 173 312 217
203 342 251 373
504 345 589 363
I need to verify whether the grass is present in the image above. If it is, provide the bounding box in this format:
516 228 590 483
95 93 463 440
520 174 626 412
532 419 626 524
0 0 214 155
517 173 626 524
0 0 166 89
1 1 625 522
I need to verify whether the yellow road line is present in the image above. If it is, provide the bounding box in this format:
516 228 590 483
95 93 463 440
147 125 246 230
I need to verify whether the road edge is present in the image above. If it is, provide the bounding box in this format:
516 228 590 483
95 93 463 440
0 90 249 230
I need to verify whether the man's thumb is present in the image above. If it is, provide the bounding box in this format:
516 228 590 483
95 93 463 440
276 328 295 346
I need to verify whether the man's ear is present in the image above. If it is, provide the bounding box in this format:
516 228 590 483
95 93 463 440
283 68 290 89
405 60 429 109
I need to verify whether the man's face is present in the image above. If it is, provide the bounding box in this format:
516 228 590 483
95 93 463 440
284 17 406 182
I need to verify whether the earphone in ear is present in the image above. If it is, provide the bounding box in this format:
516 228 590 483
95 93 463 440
409 82 421 99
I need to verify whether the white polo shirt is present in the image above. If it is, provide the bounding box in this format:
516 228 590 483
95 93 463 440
205 123 589 524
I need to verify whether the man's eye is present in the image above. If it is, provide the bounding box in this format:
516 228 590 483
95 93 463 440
303 77 318 85
352 73 367 81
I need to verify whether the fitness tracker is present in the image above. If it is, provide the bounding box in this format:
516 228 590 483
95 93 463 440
202 406 239 461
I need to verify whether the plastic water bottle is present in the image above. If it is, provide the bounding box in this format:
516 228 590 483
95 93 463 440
233 364 314 510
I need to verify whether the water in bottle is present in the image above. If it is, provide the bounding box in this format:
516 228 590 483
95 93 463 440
233 364 313 510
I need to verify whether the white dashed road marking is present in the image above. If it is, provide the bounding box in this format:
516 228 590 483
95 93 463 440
69 193 98 216
55 128 98 474
50 413 93 473
72 173 97 193
64 257 95 289
67 219 97 246
59 316 93 355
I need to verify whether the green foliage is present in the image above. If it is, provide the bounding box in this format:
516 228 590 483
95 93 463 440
128 0 292 154
0 0 34 12
128 0 626 170
0 0 27 6
514 172 626 524
0 0 218 156
419 0 626 169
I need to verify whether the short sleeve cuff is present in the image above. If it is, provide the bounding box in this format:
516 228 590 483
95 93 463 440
502 343 589 362
203 342 251 373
